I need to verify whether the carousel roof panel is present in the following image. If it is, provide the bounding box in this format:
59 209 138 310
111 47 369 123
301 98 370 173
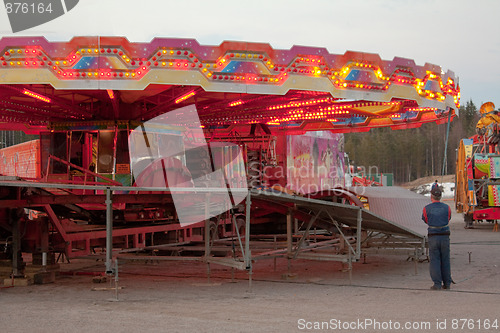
0 36 459 133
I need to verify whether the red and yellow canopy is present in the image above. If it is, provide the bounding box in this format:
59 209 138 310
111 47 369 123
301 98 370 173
0 36 459 134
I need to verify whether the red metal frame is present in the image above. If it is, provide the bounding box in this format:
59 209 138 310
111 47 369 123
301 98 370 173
0 37 460 262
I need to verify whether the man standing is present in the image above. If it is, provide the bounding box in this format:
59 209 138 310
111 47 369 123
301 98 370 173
431 180 439 192
422 187 452 290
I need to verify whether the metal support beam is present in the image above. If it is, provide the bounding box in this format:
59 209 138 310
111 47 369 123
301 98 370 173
286 207 293 274
293 211 320 259
356 208 362 260
40 217 49 271
244 192 251 269
11 208 24 278
286 207 293 257
105 188 114 275
231 214 246 260
204 194 211 282
325 209 356 257
442 109 452 176
244 192 253 291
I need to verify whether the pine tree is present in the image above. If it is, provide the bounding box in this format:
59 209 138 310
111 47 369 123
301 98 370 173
343 100 480 184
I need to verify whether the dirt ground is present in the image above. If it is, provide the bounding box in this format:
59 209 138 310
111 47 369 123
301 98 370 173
1 199 499 333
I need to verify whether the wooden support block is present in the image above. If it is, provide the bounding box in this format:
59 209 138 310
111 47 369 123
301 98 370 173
281 273 297 280
3 277 32 286
30 264 60 272
33 271 55 285
92 275 107 284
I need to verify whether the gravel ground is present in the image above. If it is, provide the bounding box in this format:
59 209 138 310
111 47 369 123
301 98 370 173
1 200 499 333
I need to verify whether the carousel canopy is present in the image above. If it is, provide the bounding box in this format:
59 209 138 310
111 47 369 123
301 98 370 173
0 36 459 134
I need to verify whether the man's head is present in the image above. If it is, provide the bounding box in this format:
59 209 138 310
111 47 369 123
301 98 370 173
431 187 442 201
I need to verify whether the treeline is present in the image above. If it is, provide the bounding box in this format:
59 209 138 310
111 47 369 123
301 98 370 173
344 100 482 184
0 131 36 148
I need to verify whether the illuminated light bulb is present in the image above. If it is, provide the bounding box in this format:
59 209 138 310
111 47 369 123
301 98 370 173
175 90 196 104
22 89 51 103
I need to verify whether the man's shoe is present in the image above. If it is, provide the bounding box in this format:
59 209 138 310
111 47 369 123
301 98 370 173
443 285 450 290
430 285 441 290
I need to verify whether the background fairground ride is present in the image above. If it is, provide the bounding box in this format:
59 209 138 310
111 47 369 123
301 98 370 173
0 37 458 283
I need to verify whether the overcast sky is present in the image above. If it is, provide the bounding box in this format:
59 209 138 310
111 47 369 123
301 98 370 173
1 0 498 110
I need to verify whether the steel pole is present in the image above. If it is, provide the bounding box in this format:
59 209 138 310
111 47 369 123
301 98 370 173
244 192 251 269
204 194 211 282
442 109 452 176
356 208 362 260
105 188 114 274
286 208 292 256
11 209 23 278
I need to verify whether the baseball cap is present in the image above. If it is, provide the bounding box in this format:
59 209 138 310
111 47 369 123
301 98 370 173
431 187 442 197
